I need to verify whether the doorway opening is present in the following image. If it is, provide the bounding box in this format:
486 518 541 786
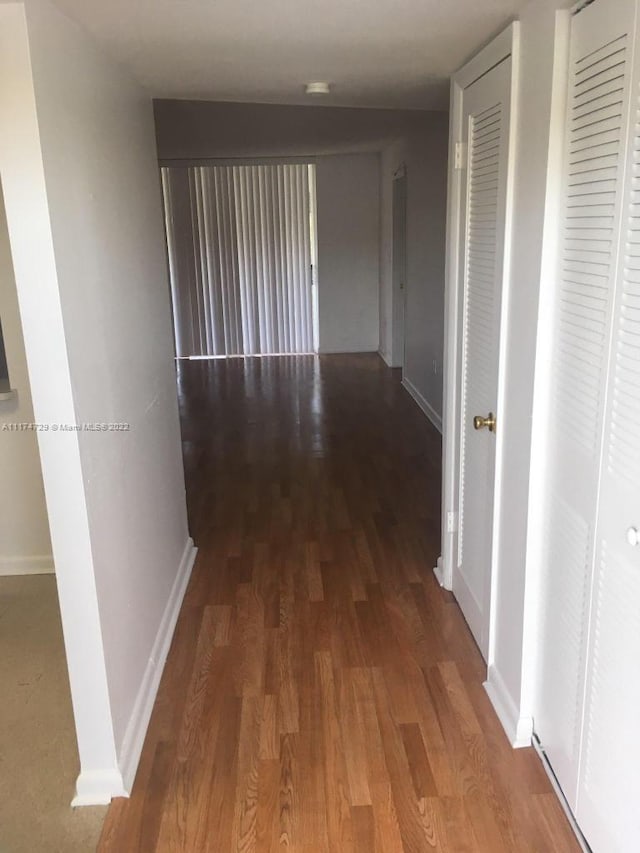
160 163 319 358
391 167 407 371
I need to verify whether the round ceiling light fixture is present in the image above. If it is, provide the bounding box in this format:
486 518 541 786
305 82 331 95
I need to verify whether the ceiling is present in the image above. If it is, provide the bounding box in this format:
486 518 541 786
52 0 527 111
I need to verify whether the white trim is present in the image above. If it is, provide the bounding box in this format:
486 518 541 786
378 349 394 367
318 347 379 355
118 538 197 793
484 665 533 748
486 21 521 666
72 768 127 807
433 554 446 587
71 538 197 806
520 9 572 724
401 376 442 433
441 79 463 592
0 554 54 575
456 25 517 90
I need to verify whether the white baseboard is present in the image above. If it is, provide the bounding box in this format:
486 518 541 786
0 555 54 576
434 554 453 591
484 665 533 748
319 345 380 354
401 377 443 433
117 537 197 793
378 349 393 367
72 768 127 807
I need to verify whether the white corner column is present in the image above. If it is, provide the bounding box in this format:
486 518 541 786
0 3 124 805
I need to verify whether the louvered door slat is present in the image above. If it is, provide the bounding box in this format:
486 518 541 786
534 0 634 814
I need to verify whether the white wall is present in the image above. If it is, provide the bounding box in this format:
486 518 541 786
0 0 194 804
316 154 380 353
0 183 52 575
483 0 573 736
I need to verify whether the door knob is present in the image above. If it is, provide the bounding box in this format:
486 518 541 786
626 527 640 547
473 412 496 433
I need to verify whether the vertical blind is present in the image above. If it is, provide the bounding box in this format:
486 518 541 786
161 163 316 357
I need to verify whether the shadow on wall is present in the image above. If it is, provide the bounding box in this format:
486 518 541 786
379 117 449 429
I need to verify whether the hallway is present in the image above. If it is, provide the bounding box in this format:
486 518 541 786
98 354 577 852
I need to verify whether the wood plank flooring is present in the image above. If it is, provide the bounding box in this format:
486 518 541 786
98 353 578 852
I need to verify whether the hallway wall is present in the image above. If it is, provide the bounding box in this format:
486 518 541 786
379 141 406 366
0 0 194 802
378 120 449 426
154 99 442 160
0 183 52 575
315 154 380 353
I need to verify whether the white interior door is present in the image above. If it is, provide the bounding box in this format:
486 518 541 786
534 0 636 819
574 4 640 849
454 57 512 658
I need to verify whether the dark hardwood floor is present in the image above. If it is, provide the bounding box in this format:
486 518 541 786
98 353 578 852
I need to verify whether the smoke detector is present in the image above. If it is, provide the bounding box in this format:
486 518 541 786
305 82 331 95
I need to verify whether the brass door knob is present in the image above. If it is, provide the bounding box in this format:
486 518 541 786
473 412 496 433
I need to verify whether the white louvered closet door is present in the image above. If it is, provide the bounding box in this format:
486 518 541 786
535 1 640 849
535 0 635 807
576 1 640 849
454 57 512 658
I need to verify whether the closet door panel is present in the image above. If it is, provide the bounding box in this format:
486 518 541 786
534 0 635 808
577 541 640 851
577 29 640 848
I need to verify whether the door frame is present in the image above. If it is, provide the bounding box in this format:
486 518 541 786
308 162 320 354
391 165 408 369
439 24 520 664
